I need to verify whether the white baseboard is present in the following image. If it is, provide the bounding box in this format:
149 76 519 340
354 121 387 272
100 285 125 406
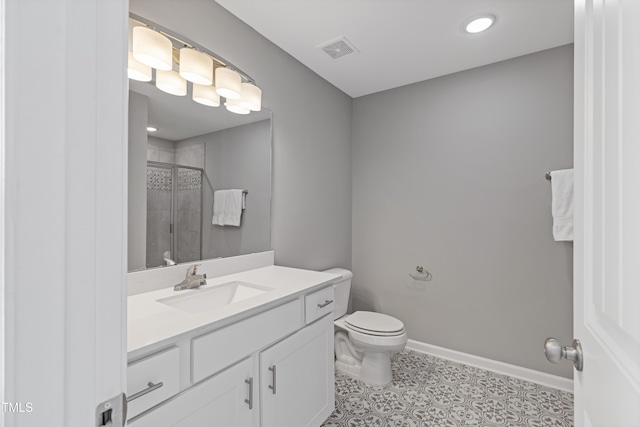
406 339 573 393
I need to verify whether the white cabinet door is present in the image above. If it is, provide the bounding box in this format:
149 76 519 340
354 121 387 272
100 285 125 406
129 358 255 427
261 315 334 427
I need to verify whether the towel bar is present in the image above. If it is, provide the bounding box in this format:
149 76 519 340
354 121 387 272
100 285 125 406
545 172 552 181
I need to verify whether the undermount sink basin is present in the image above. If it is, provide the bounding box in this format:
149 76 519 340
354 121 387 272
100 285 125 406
157 281 274 314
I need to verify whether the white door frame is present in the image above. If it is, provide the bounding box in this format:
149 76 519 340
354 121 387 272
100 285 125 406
1 0 128 425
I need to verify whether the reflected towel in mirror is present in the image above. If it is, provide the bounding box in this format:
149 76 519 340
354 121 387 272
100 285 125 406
212 189 245 226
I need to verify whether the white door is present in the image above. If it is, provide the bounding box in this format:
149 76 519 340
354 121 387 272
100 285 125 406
2 0 128 425
573 0 640 424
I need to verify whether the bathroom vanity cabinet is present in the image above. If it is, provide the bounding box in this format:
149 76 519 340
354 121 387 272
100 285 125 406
261 314 333 427
129 357 254 426
126 268 336 427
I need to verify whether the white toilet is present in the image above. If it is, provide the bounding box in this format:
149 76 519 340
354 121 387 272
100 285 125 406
325 268 408 385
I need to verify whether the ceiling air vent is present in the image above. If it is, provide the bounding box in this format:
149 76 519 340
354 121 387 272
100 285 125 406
320 37 360 60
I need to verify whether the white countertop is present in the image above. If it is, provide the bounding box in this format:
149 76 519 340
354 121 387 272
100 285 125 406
128 265 340 354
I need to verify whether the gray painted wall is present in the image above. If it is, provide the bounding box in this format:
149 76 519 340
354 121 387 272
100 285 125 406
128 91 148 271
130 0 353 270
352 45 574 377
196 120 272 259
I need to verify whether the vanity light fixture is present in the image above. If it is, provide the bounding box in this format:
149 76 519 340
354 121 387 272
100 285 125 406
132 26 173 70
192 83 221 107
156 69 187 96
215 67 242 100
225 99 250 115
465 14 496 34
179 48 213 85
127 52 152 82
239 83 262 111
129 14 263 115
147 126 158 132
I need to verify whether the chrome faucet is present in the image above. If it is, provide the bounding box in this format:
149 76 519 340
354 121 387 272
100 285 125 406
174 264 207 291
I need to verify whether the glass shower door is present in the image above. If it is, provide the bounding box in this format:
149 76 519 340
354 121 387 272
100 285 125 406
145 162 203 268
175 166 203 264
146 164 173 268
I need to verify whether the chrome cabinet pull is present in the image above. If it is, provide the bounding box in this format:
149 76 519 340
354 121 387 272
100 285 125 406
244 377 254 409
317 299 333 308
127 381 164 402
268 365 277 394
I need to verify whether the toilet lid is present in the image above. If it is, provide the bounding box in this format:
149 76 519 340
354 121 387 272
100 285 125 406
345 311 405 335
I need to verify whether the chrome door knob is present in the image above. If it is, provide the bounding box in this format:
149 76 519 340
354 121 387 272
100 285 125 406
544 337 584 371
544 338 563 363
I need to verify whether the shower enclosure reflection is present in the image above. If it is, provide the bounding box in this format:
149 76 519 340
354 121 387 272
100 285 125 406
146 162 203 268
127 81 272 272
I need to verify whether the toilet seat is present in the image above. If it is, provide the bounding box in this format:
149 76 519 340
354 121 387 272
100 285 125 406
344 311 405 335
335 311 408 347
345 326 408 347
345 323 405 337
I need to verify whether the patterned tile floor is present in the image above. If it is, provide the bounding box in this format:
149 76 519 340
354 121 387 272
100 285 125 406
321 350 573 427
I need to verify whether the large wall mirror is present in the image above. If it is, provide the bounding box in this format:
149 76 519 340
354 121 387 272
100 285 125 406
127 25 272 272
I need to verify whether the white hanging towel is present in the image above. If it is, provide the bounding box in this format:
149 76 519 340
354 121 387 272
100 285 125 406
550 169 574 241
211 190 227 226
212 189 245 226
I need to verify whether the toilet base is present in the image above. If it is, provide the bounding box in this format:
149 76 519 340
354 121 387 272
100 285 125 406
334 331 397 385
336 352 394 385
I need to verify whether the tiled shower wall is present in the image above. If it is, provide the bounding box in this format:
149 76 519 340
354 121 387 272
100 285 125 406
176 142 205 169
148 136 176 164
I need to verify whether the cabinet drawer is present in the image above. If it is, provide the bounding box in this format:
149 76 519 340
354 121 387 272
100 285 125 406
305 285 335 324
192 299 302 384
127 347 180 419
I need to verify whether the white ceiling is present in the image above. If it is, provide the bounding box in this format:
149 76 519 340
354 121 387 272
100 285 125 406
214 0 574 98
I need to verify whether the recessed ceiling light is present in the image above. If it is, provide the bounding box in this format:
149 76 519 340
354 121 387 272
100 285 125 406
147 126 158 132
465 15 496 34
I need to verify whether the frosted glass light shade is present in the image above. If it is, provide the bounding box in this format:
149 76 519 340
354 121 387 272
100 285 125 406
127 52 152 82
215 68 242 100
239 83 262 111
225 99 250 115
156 70 187 96
132 26 173 70
179 48 213 85
193 84 220 107
128 19 137 52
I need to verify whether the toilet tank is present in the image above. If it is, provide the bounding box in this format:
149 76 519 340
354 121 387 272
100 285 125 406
323 268 353 319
